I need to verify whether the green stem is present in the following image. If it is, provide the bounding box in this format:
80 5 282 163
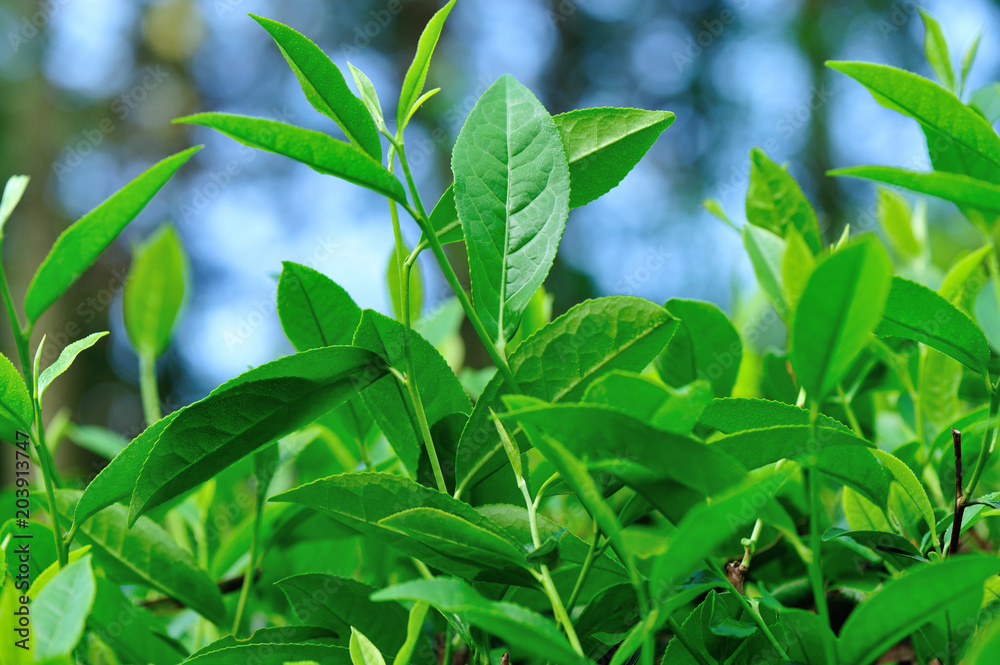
962 385 1000 503
392 140 519 391
0 260 66 566
442 625 454 665
740 519 763 569
232 494 263 636
518 478 583 655
836 383 863 438
705 557 788 660
567 526 600 615
806 401 837 665
388 196 446 492
138 348 162 425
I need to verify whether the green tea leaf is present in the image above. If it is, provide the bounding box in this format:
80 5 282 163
0 352 32 434
790 235 892 401
67 424 127 460
32 554 96 661
55 490 226 626
277 574 408 654
73 410 179 526
89 576 186 665
372 578 585 665
351 628 386 665
552 107 674 207
24 147 199 323
277 261 362 350
454 296 674 494
656 298 741 397
379 507 529 573
426 184 463 244
827 61 1000 176
175 114 406 203
0 175 29 235
394 602 430 665
272 472 533 585
871 449 938 545
745 148 823 254
353 310 470 475
711 424 873 470
427 106 672 245
123 224 186 358
387 245 423 322
477 504 625 574
875 276 991 374
252 15 381 159
581 371 712 435
939 246 990 304
396 0 456 132
37 331 108 403
742 224 789 319
838 556 1000 665
349 63 388 135
502 398 746 500
188 627 339 659
919 9 955 92
876 187 921 260
186 643 349 665
698 397 852 434
961 32 982 95
452 74 571 344
129 346 388 523
831 166 1000 214
782 228 815 310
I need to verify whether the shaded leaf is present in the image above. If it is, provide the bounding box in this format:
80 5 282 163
129 346 388 523
656 298 741 397
838 556 1000 665
56 491 226 625
278 261 362 350
372 578 585 665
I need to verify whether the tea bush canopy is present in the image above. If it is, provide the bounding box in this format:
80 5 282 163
6 4 1000 665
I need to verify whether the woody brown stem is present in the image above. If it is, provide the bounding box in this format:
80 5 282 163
950 428 965 556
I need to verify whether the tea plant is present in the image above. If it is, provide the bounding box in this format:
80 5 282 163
6 5 1000 665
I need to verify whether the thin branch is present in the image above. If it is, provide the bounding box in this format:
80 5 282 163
950 428 965 556
140 569 261 611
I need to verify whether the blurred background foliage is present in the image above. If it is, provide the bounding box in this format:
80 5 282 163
0 0 996 474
